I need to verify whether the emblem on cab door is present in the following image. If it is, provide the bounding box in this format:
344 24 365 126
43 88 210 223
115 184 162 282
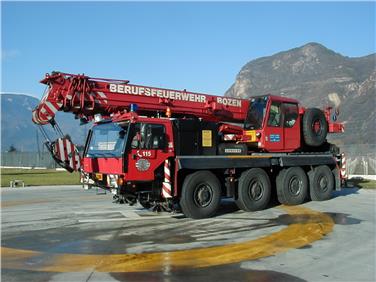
135 158 151 172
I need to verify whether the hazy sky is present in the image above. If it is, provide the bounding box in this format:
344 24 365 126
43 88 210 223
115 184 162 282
2 1 375 98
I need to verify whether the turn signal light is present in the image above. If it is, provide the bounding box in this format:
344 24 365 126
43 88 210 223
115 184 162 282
117 177 124 186
166 107 171 118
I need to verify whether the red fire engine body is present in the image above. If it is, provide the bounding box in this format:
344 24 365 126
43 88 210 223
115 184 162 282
32 72 345 218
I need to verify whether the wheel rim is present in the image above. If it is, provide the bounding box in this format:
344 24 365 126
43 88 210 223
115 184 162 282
312 119 323 136
247 178 264 201
193 183 213 208
288 176 302 196
317 175 328 192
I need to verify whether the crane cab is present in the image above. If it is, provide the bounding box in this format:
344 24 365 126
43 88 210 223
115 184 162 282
243 95 301 152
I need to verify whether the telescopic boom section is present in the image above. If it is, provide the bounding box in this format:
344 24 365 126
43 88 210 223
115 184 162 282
32 72 249 125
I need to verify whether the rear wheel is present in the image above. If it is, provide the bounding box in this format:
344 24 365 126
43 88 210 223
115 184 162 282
235 168 271 211
180 171 221 219
308 165 334 201
276 167 308 205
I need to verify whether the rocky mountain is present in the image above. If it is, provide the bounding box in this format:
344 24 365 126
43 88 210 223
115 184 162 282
225 43 376 152
1 94 90 152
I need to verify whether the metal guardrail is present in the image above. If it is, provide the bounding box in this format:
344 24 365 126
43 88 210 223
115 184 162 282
346 156 376 176
1 152 57 169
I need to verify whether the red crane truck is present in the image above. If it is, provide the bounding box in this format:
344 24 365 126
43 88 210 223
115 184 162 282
32 72 345 219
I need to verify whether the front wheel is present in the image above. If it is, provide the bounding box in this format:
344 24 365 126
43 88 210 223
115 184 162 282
276 167 308 205
180 171 221 219
235 168 271 211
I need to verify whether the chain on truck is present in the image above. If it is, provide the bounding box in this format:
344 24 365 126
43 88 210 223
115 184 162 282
32 72 346 219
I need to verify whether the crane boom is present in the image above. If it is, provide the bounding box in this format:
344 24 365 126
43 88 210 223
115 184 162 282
32 72 248 125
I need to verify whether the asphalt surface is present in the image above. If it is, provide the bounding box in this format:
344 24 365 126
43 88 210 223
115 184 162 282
1 185 375 282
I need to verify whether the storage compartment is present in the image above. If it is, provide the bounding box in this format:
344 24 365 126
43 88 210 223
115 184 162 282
173 119 218 156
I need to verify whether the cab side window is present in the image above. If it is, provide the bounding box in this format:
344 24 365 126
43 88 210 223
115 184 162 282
131 123 166 149
267 102 282 127
283 103 298 128
143 124 166 149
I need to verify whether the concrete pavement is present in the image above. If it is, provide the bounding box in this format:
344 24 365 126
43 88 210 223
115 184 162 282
1 185 375 281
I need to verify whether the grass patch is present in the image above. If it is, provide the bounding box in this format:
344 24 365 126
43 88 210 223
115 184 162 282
347 178 376 189
1 168 80 187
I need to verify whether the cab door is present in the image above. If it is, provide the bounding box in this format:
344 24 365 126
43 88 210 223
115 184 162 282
263 101 285 151
126 122 171 181
283 102 300 151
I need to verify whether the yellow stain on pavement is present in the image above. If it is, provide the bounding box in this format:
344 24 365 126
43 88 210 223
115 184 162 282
1 205 334 273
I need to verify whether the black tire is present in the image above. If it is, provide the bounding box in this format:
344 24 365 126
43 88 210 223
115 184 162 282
308 165 334 201
276 167 308 205
235 168 271 211
180 171 221 219
302 108 328 147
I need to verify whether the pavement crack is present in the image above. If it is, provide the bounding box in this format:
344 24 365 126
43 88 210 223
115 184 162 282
85 269 95 282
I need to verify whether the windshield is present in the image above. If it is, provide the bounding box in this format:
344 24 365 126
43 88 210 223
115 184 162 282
86 122 129 157
244 96 268 130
